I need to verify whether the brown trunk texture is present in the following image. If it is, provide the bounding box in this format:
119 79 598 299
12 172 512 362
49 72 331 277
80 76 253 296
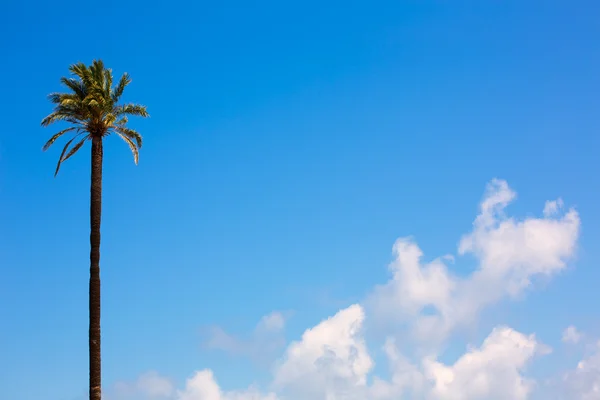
89 136 103 400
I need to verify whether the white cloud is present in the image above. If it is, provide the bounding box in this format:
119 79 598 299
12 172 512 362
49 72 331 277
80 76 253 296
458 181 578 293
561 341 600 399
368 179 580 345
177 314 549 400
176 370 278 400
110 179 583 400
424 326 546 400
368 338 426 399
563 326 582 344
272 304 374 399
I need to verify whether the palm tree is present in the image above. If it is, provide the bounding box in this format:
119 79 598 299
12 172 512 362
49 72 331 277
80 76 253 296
42 59 148 400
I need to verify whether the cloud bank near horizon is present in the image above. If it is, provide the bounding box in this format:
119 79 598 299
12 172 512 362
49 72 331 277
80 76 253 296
108 179 592 400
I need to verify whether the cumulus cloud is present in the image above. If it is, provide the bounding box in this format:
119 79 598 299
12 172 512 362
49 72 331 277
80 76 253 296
561 340 600 399
424 326 546 400
368 337 426 399
268 306 548 400
272 304 373 399
176 309 549 400
368 179 580 345
112 179 583 400
177 370 278 400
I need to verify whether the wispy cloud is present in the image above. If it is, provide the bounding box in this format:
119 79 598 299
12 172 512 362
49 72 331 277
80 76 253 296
202 311 289 365
563 325 583 344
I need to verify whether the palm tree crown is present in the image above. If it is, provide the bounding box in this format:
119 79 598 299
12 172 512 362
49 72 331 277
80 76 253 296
42 59 148 174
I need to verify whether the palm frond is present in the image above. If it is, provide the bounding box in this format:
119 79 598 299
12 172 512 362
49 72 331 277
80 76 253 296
42 127 76 151
92 60 105 78
114 103 149 118
61 136 88 163
116 116 128 125
115 126 142 148
41 112 79 127
58 98 80 108
116 132 139 164
60 77 87 99
86 98 100 108
54 134 83 176
69 62 94 89
104 68 113 97
90 60 106 89
104 113 117 126
41 102 89 126
68 62 87 79
112 73 131 102
48 92 80 104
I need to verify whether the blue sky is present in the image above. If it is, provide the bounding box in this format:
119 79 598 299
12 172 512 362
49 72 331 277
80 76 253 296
1 0 600 399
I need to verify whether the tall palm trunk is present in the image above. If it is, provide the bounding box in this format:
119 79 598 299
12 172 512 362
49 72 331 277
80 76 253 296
42 60 147 400
89 135 103 400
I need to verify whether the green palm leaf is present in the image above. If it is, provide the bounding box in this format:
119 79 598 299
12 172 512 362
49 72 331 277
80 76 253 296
43 127 76 151
115 126 143 148
62 136 89 163
54 134 83 176
114 103 149 118
112 73 131 102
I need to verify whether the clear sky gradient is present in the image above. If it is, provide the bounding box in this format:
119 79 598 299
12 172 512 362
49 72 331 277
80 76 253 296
1 1 599 399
